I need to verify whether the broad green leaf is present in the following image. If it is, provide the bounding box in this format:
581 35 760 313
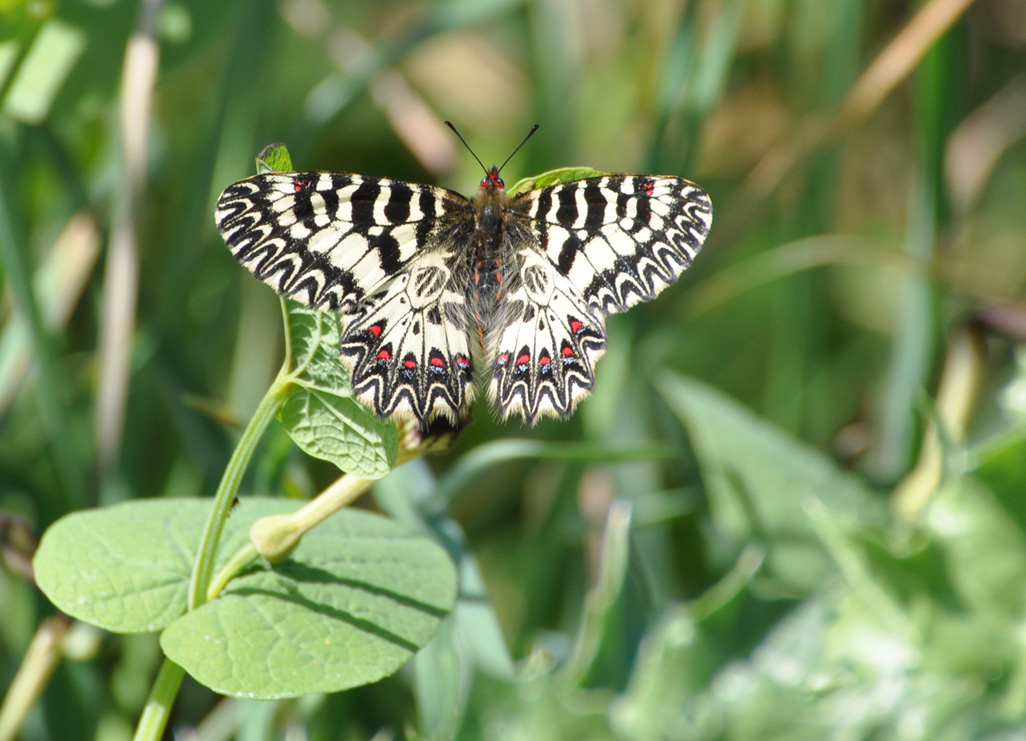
256 142 293 174
280 300 398 478
656 373 886 589
161 504 457 699
279 388 398 478
34 498 254 633
507 166 612 196
36 497 457 697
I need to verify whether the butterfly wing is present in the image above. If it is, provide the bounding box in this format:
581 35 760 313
215 172 469 312
489 175 712 422
517 175 712 315
337 233 477 422
486 240 608 421
216 171 477 422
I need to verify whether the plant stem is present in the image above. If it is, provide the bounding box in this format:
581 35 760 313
249 474 375 561
132 659 185 741
206 543 260 603
187 379 289 611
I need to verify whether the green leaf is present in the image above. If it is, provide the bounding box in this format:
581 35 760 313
279 389 398 479
161 502 457 699
256 142 293 174
507 166 612 196
924 476 1026 617
655 373 886 589
35 497 457 697
34 498 252 633
280 300 398 478
284 299 348 389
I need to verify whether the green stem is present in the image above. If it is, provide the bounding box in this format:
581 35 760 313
249 474 374 561
187 379 290 610
132 659 185 741
206 543 260 603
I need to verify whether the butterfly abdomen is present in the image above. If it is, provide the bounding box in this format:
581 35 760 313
469 180 511 340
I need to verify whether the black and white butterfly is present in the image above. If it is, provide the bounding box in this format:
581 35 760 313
214 129 712 424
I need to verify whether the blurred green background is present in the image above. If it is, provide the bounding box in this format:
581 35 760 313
4 0 1026 738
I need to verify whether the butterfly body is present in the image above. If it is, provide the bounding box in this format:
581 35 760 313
469 167 510 330
216 162 712 425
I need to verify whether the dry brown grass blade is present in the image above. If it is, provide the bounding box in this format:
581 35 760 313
734 0 979 224
0 213 100 415
95 0 164 479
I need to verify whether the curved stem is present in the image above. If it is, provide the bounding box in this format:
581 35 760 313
207 543 260 603
187 379 290 610
250 474 374 561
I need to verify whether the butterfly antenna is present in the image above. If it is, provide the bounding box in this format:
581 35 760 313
498 124 540 175
445 121 540 175
445 121 487 175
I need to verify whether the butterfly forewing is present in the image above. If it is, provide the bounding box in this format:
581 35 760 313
215 172 471 312
511 176 712 315
215 165 712 425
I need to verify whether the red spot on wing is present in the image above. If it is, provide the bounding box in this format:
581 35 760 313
641 180 655 196
516 353 530 366
561 346 575 357
539 356 550 366
496 353 509 367
367 324 383 339
376 349 391 361
570 320 584 334
456 355 471 369
403 359 417 369
294 177 314 193
430 356 445 367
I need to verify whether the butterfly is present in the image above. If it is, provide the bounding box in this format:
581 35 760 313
214 127 712 425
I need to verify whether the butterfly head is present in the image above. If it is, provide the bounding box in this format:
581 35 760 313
444 121 537 194
480 166 505 191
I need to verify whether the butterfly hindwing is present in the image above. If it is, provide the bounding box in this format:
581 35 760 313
487 246 607 421
338 250 476 422
215 172 470 313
